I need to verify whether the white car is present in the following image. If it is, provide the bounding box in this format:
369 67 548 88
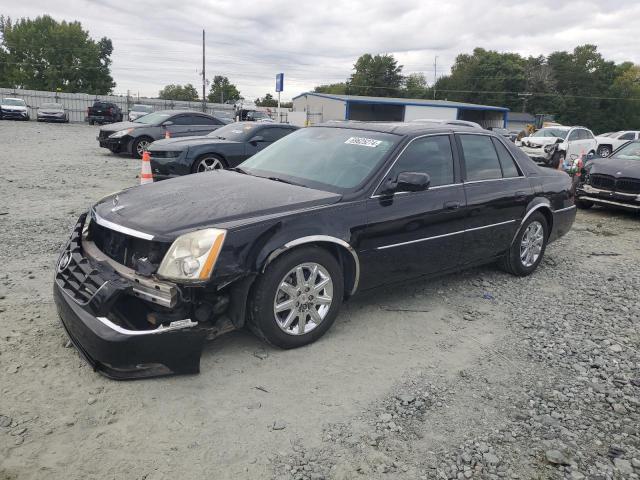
128 104 154 121
595 131 640 157
0 97 30 121
517 126 597 168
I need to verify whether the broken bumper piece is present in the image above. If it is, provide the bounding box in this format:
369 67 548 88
53 214 207 379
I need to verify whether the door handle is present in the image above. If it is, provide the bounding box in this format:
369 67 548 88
444 201 461 210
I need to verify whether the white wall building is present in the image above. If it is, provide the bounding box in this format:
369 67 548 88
292 92 509 129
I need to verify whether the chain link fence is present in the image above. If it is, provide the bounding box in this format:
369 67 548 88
0 88 239 123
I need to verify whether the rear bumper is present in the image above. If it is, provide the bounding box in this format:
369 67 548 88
38 114 66 122
549 205 577 243
53 214 207 379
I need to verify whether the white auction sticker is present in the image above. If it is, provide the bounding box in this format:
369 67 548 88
344 137 382 148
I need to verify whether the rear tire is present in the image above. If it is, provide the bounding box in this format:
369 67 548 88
248 246 344 349
500 212 548 276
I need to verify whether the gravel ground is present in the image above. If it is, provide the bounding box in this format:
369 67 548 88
0 121 638 480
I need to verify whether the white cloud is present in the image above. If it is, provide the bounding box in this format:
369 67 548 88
4 0 640 100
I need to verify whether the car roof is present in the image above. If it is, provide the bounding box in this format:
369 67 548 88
158 109 215 116
315 120 484 136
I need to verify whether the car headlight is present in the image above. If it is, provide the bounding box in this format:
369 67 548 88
157 229 226 282
109 128 134 138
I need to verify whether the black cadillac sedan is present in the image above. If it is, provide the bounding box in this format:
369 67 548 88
54 122 576 379
576 141 640 211
148 122 298 180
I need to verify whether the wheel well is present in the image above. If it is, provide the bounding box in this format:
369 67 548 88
264 241 359 299
538 206 553 237
598 144 612 150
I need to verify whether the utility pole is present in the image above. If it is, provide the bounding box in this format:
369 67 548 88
433 56 438 100
202 29 206 112
518 93 533 113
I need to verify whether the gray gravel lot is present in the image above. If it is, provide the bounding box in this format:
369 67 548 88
0 121 639 480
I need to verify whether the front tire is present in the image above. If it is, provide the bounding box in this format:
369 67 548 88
576 199 594 209
597 145 611 158
500 212 548 276
131 136 152 159
193 154 226 173
248 246 344 349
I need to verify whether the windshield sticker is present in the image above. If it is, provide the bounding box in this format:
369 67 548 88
345 137 382 148
231 130 244 134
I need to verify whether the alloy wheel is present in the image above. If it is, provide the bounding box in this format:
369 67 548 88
520 221 544 268
599 147 611 157
273 262 333 336
197 157 224 172
136 140 150 156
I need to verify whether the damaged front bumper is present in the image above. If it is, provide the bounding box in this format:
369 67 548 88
53 214 230 379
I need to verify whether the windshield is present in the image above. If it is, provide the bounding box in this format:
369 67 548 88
41 103 62 109
1 99 26 106
132 105 153 113
206 123 261 141
133 111 171 125
239 127 400 192
611 142 640 162
532 128 569 139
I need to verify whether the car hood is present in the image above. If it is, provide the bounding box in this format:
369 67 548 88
586 158 640 177
148 136 240 151
521 136 562 146
99 121 143 132
2 105 27 111
39 109 64 114
93 170 341 240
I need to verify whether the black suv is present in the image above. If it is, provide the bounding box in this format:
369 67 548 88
87 101 123 125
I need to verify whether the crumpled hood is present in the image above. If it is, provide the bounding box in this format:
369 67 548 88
148 136 239 151
586 157 640 177
93 170 341 241
520 136 563 147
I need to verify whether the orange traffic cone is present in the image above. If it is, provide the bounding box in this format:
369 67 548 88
140 151 153 185
165 130 171 139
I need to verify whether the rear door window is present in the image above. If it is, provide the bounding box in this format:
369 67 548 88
192 115 221 125
171 115 192 125
260 127 296 143
492 138 521 178
619 132 635 140
458 135 503 181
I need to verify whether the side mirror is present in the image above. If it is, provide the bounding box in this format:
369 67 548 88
161 120 174 127
383 172 431 194
249 135 264 144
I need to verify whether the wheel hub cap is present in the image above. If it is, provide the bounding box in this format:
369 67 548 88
198 158 223 172
273 262 333 336
520 221 544 267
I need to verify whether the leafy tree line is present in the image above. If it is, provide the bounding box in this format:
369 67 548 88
314 47 640 133
0 15 115 94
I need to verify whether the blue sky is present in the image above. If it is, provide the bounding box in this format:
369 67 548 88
4 0 639 100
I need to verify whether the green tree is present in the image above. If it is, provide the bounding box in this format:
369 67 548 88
158 83 199 101
403 73 428 98
0 15 115 94
255 93 278 107
349 54 403 97
207 75 241 103
314 82 348 94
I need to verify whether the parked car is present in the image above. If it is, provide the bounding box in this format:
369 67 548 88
36 102 69 123
489 127 518 142
128 104 154 121
97 110 228 158
148 122 298 179
0 98 30 120
54 121 576 378
576 141 640 211
238 109 273 122
595 131 640 157
518 126 597 168
87 101 123 125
